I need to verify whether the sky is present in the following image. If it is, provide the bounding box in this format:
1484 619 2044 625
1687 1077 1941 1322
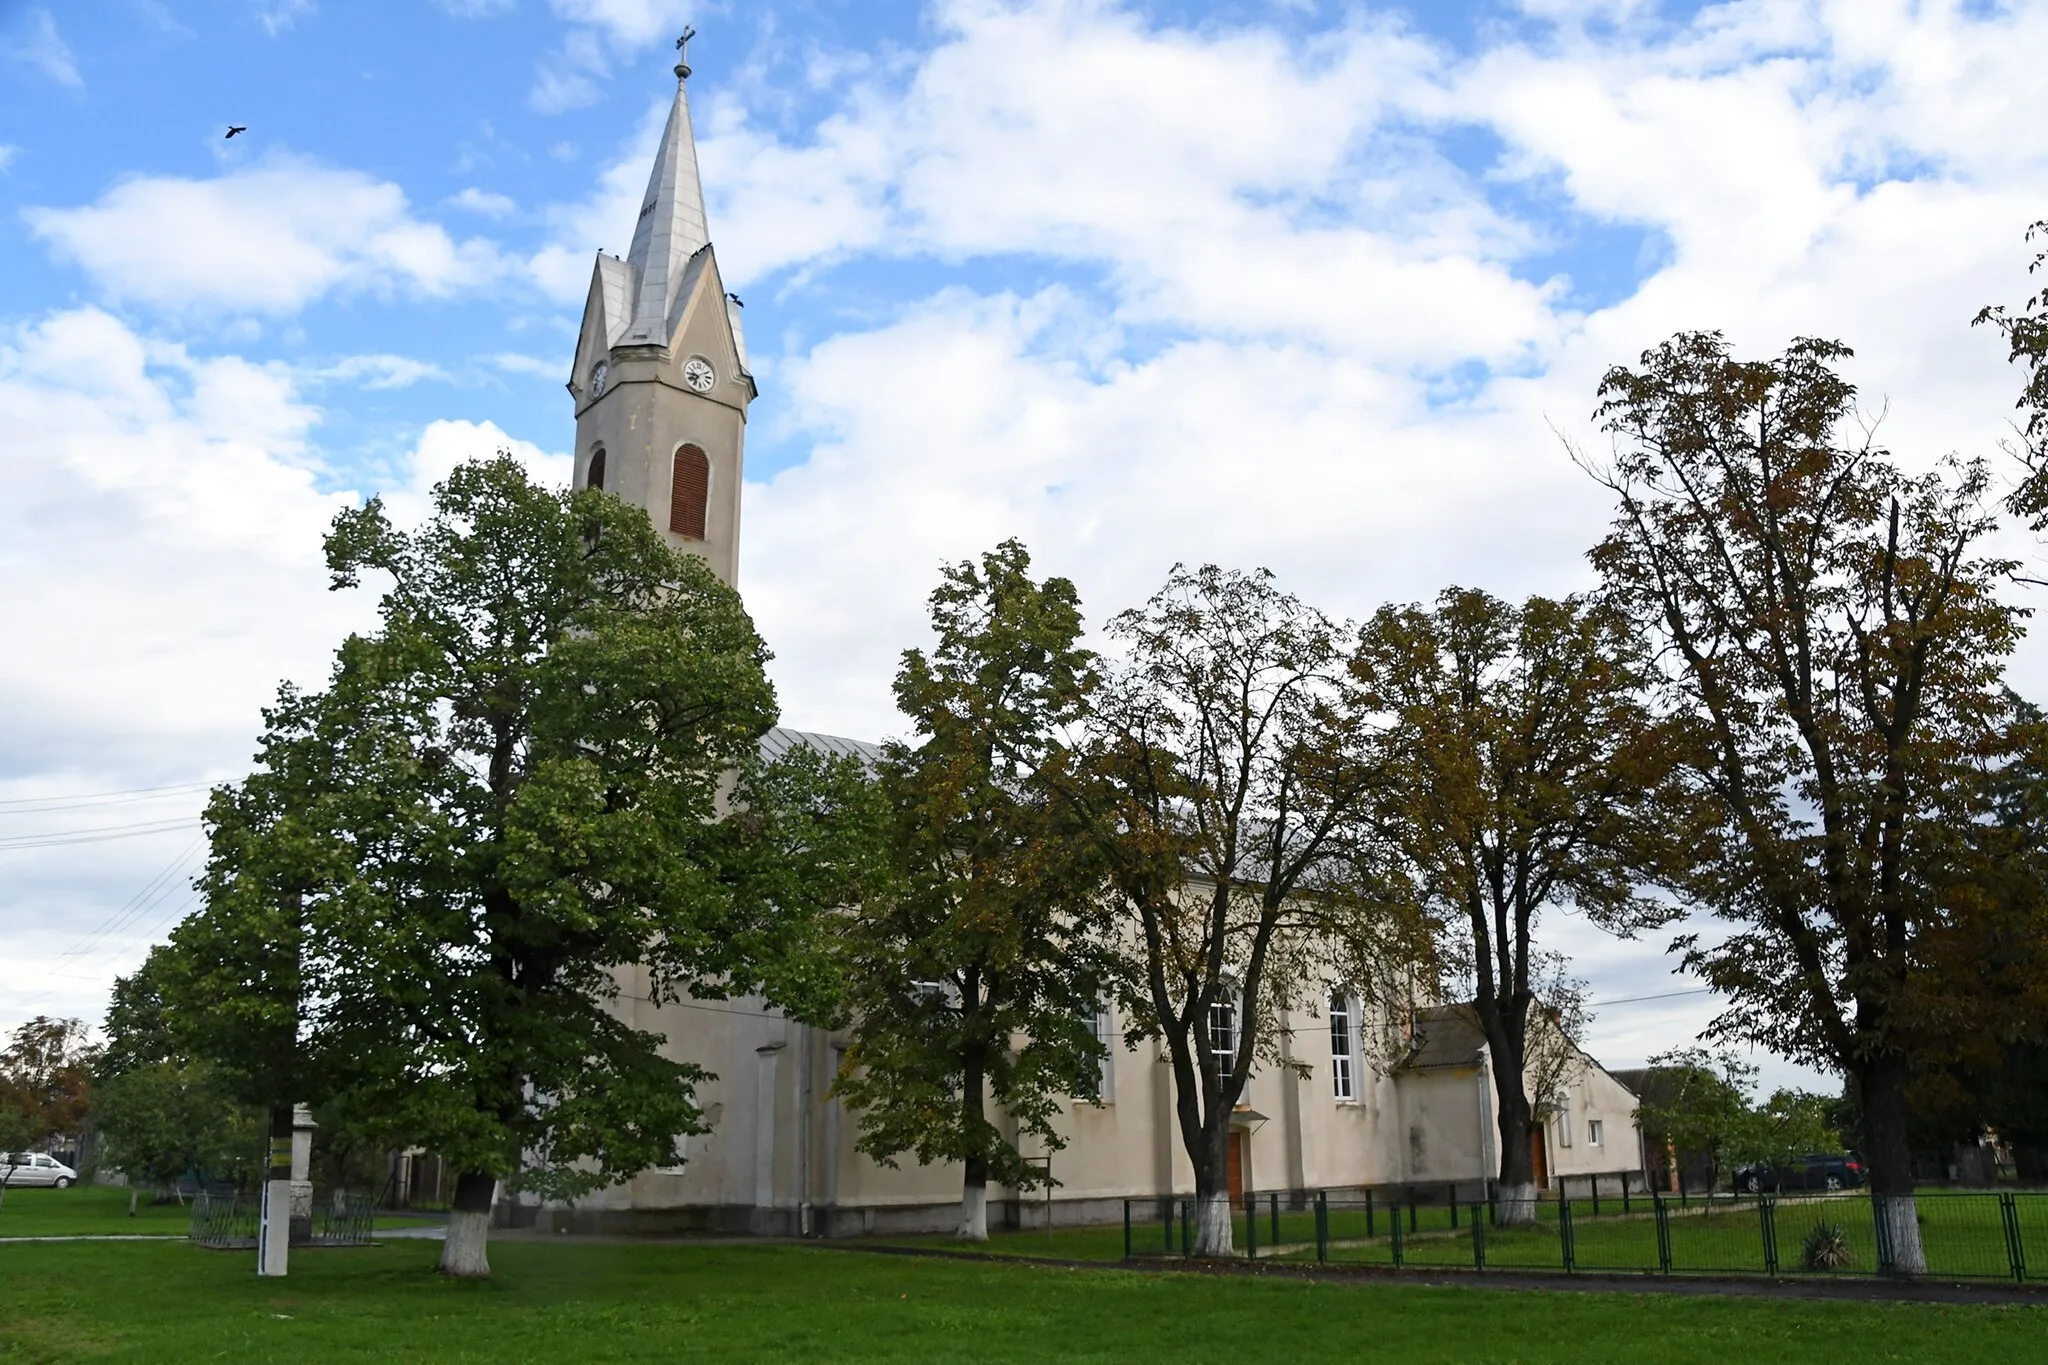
2 0 2046 1098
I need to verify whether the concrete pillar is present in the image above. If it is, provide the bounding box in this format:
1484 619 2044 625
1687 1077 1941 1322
288 1105 316 1244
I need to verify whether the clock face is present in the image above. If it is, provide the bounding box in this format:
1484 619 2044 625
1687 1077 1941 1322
589 361 608 397
682 356 716 393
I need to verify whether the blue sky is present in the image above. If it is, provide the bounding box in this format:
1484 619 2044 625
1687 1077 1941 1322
4 0 2047 1093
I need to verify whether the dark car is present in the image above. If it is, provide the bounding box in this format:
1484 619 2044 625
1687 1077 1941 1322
1735 1153 1865 1193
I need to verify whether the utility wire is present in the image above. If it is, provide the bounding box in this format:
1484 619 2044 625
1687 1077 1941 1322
1588 986 1715 1008
0 781 212 812
0 817 202 851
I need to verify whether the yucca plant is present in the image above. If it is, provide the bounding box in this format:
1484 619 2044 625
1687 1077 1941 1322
1801 1220 1856 1271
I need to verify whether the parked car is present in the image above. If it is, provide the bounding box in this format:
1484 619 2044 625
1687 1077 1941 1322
1 1153 78 1189
1734 1153 1864 1193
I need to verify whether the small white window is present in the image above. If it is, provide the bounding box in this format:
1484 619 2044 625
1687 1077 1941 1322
1587 1119 1603 1147
1329 992 1356 1101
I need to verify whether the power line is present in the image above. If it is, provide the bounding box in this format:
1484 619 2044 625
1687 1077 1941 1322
0 781 212 812
0 817 202 851
1589 986 1715 1008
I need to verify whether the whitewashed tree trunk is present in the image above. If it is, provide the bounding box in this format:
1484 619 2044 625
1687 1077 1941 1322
1193 1190 1234 1257
957 1182 989 1242
1495 1181 1538 1228
1874 1193 1927 1276
438 1172 497 1279
439 1210 493 1278
128 1188 138 1216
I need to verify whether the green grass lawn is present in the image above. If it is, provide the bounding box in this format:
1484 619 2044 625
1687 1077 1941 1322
0 1184 443 1240
0 1185 192 1238
3 1237 2046 1364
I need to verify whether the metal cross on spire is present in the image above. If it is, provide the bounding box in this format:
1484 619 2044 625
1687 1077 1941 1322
674 25 696 80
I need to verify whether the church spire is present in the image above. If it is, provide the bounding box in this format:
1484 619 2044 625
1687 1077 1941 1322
620 28 711 346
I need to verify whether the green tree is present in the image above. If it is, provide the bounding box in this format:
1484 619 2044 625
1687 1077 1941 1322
1974 219 2048 532
834 541 1110 1241
1060 566 1408 1257
194 455 882 1277
1586 332 2024 1273
0 1017 97 1152
1350 588 1689 1225
97 950 264 1213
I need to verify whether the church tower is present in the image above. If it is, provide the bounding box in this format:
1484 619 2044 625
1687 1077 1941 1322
568 34 754 587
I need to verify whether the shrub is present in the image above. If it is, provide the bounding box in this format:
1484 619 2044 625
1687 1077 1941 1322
1801 1220 1855 1270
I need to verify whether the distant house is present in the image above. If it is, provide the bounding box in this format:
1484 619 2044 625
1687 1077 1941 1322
1608 1066 1718 1194
1398 1005 1645 1197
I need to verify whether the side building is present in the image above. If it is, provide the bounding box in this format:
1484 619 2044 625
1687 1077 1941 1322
524 54 1643 1236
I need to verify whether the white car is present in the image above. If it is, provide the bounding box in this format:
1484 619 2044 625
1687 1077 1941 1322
1 1153 77 1188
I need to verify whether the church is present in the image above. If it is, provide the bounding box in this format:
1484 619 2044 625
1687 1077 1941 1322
521 50 1644 1237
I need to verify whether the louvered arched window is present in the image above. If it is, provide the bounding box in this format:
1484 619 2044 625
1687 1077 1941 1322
586 448 606 491
669 444 709 539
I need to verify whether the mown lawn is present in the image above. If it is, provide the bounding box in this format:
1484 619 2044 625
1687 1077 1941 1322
0 1183 442 1240
0 1185 191 1238
3 1237 2045 1363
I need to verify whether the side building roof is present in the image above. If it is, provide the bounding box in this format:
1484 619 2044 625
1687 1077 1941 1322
760 725 886 769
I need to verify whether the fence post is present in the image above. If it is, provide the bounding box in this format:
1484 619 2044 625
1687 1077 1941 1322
1391 1199 1405 1268
1559 1193 1576 1273
1623 1176 1631 1216
1245 1194 1257 1259
1592 1174 1601 1218
1409 1196 1419 1234
1450 1191 1459 1229
2001 1192 2026 1284
1123 1199 1132 1259
1366 1188 1376 1238
1654 1194 1672 1275
1759 1197 1779 1276
1315 1190 1328 1264
1271 1191 1280 1247
1181 1198 1192 1256
1473 1199 1486 1271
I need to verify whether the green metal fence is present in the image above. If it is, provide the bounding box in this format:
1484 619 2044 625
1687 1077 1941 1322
1122 1188 2047 1282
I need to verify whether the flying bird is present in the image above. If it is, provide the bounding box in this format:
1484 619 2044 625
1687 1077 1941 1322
225 126 247 139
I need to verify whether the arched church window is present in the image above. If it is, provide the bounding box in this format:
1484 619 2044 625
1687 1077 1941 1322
587 448 606 491
670 444 709 539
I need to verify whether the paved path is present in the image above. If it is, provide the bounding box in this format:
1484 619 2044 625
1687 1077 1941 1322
0 1234 187 1243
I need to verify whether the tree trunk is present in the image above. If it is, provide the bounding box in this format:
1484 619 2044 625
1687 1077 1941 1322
128 1187 138 1216
1493 1076 1539 1227
958 1154 989 1243
438 1172 496 1279
1191 1126 1234 1257
1860 1058 1926 1275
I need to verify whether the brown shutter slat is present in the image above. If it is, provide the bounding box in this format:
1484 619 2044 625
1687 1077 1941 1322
587 449 606 491
670 444 709 539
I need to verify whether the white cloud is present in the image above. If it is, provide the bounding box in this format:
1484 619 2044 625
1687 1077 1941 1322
313 354 450 389
8 8 80 86
0 309 569 1037
548 0 691 49
0 145 18 174
489 352 562 377
447 187 518 218
253 0 316 36
375 420 572 531
24 157 510 314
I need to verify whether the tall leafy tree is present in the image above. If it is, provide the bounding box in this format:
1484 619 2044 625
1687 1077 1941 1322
1059 565 1407 1256
197 455 882 1278
1586 332 2024 1272
0 1017 97 1154
97 948 264 1212
1975 218 2048 535
834 541 1110 1241
1349 588 1688 1224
